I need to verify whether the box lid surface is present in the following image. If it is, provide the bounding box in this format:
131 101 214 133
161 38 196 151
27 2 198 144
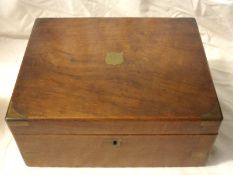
6 18 222 134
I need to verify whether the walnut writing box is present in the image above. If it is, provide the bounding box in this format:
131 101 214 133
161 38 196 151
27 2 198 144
6 18 222 167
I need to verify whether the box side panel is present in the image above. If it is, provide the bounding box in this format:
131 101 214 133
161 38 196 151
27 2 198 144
13 134 217 167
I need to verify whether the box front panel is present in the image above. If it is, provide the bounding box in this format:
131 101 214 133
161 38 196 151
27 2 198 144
14 134 216 167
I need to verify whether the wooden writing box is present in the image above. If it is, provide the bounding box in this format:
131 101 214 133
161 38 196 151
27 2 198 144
6 18 222 167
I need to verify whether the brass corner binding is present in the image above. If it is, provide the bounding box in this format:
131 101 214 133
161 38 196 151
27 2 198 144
201 103 222 120
6 101 26 120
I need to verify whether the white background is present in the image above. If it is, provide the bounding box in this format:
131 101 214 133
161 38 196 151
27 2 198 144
0 0 233 174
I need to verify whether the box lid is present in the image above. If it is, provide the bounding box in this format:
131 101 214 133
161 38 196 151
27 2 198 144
6 18 222 135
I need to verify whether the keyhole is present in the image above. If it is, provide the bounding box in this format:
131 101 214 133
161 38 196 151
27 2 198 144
113 140 118 145
112 140 120 147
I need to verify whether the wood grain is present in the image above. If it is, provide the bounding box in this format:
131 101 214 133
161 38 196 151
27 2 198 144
14 134 216 167
5 18 222 167
8 119 221 135
6 18 222 121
